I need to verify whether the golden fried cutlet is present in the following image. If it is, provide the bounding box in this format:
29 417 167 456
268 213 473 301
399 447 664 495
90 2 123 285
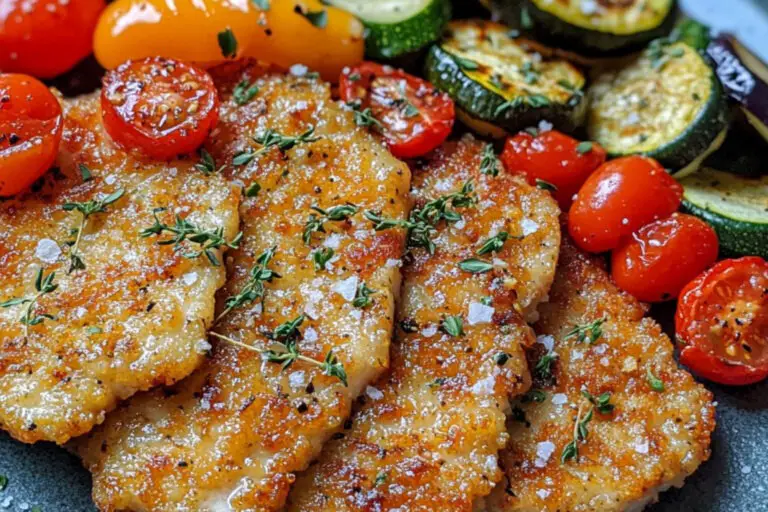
0 92 240 444
75 64 412 511
482 236 716 512
287 136 561 512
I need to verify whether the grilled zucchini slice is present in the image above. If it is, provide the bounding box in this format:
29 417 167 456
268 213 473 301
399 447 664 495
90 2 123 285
681 168 768 258
426 20 587 138
523 0 677 56
327 0 451 59
588 40 728 177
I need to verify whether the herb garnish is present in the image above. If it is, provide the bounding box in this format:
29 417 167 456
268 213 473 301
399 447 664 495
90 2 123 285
494 352 511 366
63 188 125 273
233 125 320 165
298 8 328 28
303 204 358 244
458 258 493 274
78 164 92 182
140 208 242 266
1 267 58 338
217 247 280 323
477 231 509 255
534 351 558 378
564 317 606 344
441 315 464 337
195 149 224 175
251 0 269 10
536 178 557 191
0 474 6 491
522 389 546 403
582 390 614 414
647 367 665 392
245 182 261 198
217 28 237 58
576 141 593 154
454 56 479 71
374 471 387 486
347 101 383 130
480 143 501 177
232 79 260 105
352 282 376 308
312 247 334 271
561 390 615 463
210 314 348 385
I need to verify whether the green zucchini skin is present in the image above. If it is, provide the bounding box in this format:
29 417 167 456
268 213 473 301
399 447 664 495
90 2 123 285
680 169 768 258
331 0 452 60
523 0 678 57
587 42 729 176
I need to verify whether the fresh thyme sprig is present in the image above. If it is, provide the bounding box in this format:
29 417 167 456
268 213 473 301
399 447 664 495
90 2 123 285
303 204 358 244
477 231 509 255
232 79 260 105
480 143 501 177
1 267 59 338
347 101 383 130
140 208 243 266
195 149 225 175
312 247 334 271
564 317 607 344
364 180 476 254
63 188 125 273
232 125 320 165
534 350 558 378
561 390 614 463
209 314 347 385
216 247 280 323
352 282 376 308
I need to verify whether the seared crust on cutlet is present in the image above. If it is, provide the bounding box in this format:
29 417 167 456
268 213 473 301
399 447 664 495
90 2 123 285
0 94 240 444
287 137 561 512
75 64 412 511
483 235 716 512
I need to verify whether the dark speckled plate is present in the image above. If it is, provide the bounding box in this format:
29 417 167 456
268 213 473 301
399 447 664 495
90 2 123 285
2 1 768 511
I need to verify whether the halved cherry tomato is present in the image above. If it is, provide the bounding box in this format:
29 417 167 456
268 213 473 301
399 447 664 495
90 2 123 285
101 57 219 160
0 0 105 78
339 62 454 159
0 74 63 196
676 257 768 386
568 156 682 253
500 131 606 209
611 213 719 302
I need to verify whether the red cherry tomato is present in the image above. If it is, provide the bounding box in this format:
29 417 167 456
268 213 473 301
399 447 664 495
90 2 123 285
101 57 219 160
0 0 105 78
0 73 63 196
611 213 719 302
676 257 768 386
339 62 454 159
568 156 682 253
500 131 606 209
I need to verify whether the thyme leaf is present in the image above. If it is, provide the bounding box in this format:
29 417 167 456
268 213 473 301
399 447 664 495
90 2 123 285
217 247 280 322
564 317 607 344
63 188 125 273
1 267 59 338
303 204 358 244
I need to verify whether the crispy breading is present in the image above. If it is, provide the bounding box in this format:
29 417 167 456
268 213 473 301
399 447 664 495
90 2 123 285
482 236 716 512
0 93 240 444
287 137 561 512
74 64 412 511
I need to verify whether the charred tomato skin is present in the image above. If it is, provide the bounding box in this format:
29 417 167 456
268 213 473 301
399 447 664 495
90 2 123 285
100 57 219 160
676 256 768 386
0 73 63 196
339 62 454 159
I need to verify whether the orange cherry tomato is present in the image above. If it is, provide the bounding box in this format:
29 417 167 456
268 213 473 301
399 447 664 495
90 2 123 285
100 57 219 160
0 74 63 196
676 257 768 386
500 130 606 210
339 62 454 159
0 0 105 78
611 213 719 302
568 156 682 253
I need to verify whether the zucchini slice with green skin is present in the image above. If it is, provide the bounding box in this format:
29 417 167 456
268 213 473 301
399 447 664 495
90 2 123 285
425 20 587 138
708 34 768 143
587 40 729 177
680 168 768 258
327 0 451 60
523 0 677 56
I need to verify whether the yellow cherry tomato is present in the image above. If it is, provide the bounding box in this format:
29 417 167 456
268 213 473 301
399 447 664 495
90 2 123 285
244 0 364 81
93 0 256 70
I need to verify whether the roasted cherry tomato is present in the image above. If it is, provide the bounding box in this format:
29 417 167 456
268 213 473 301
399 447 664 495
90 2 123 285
568 156 682 253
676 257 768 386
339 62 454 159
611 213 719 302
0 0 105 78
101 58 219 160
500 131 606 209
0 74 63 196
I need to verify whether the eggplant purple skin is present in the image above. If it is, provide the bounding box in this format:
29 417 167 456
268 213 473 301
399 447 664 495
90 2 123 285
707 35 768 130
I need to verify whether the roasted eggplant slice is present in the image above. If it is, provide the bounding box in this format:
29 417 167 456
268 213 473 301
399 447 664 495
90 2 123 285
588 39 728 177
708 34 768 143
681 168 768 259
522 0 677 56
426 20 587 138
